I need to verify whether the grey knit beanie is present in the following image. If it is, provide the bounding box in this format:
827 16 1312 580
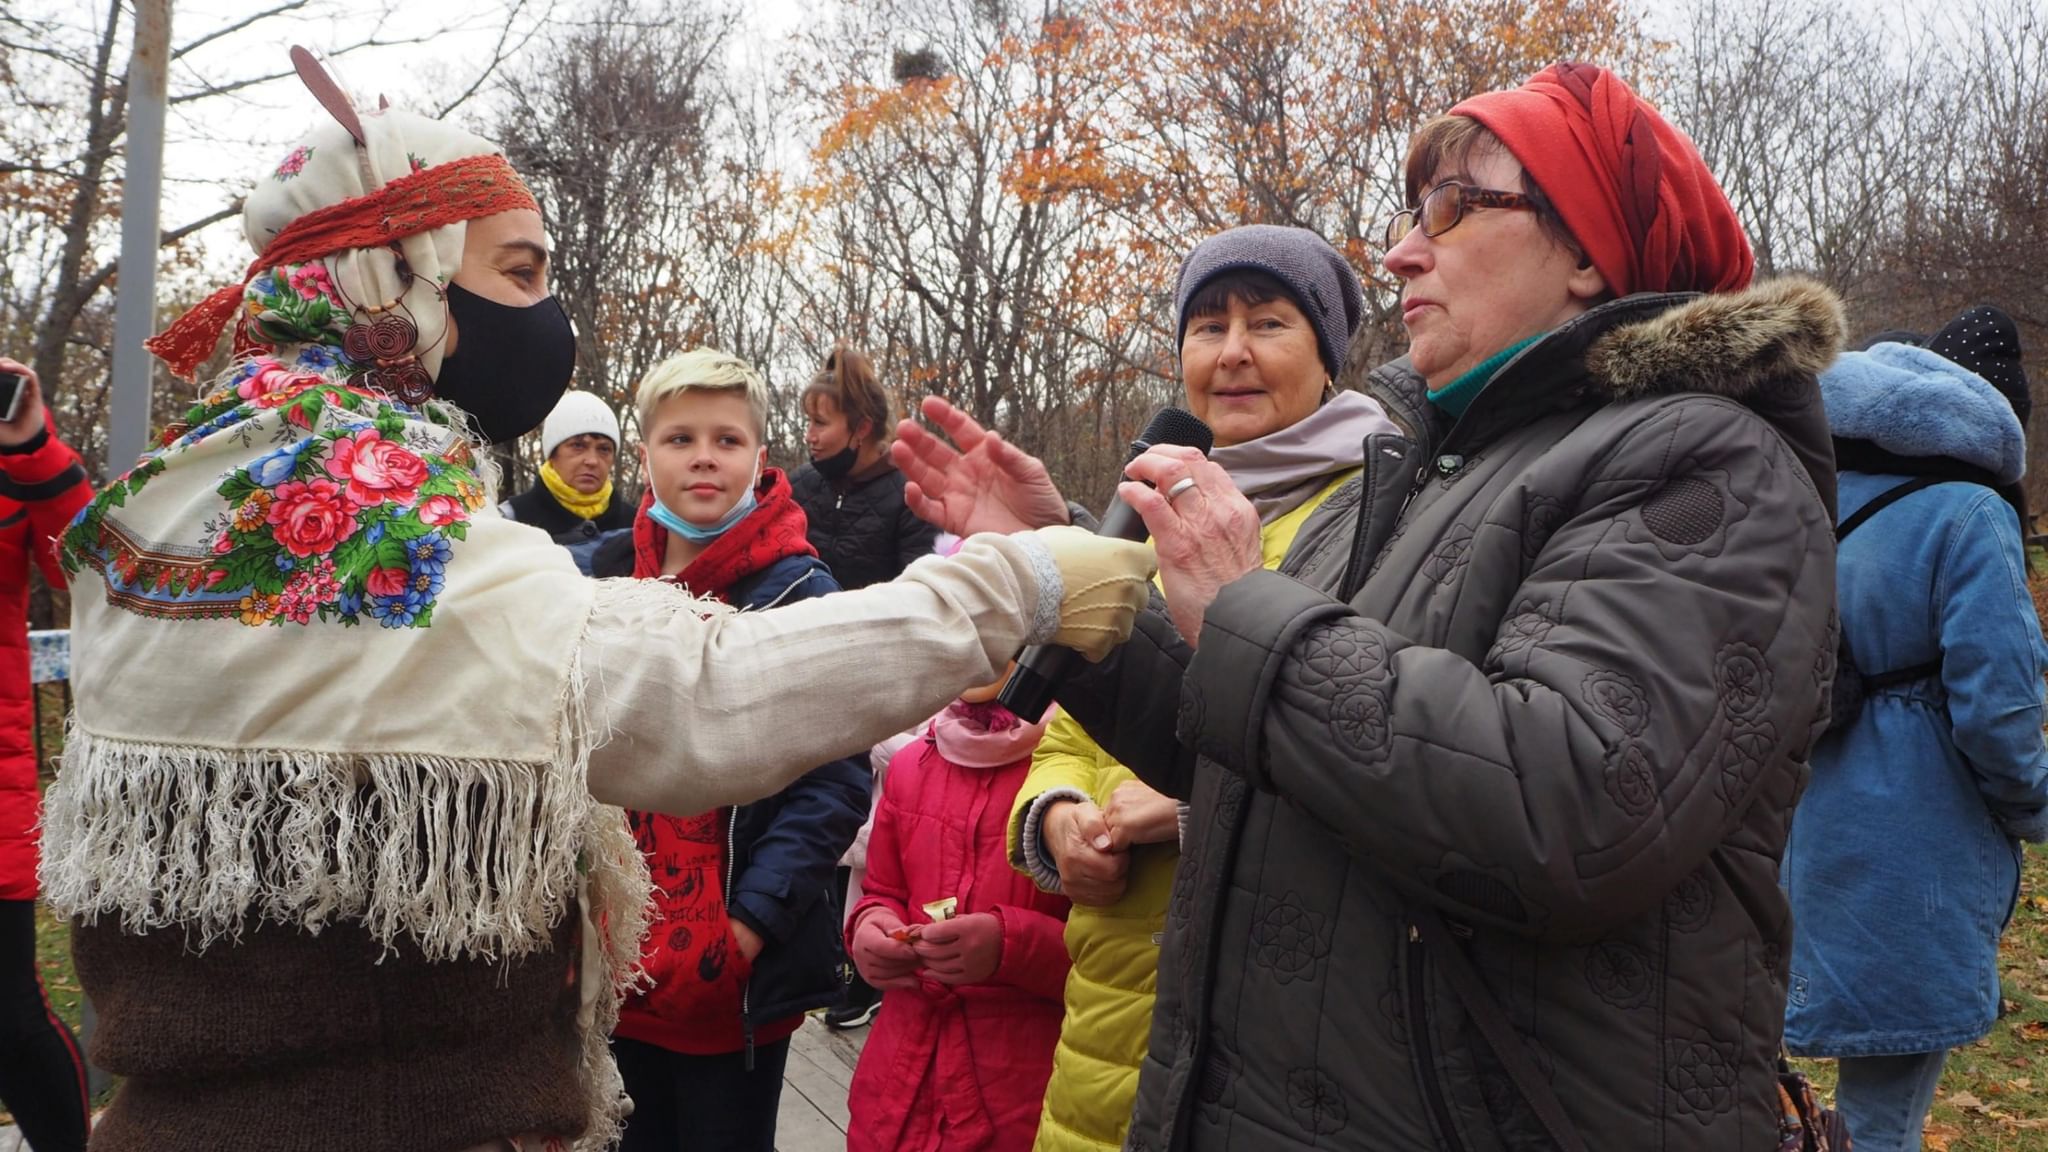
1173 224 1365 378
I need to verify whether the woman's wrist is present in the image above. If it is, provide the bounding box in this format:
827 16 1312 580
1019 789 1086 890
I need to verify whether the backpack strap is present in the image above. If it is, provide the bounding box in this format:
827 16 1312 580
1836 477 1959 695
1864 661 1943 691
1835 476 1945 540
1412 909 1590 1152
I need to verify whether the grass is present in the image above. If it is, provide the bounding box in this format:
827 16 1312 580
30 681 77 1033
33 899 82 1033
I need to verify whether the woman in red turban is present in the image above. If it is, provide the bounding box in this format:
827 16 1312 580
897 61 1850 1152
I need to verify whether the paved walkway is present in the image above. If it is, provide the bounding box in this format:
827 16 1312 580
0 1015 869 1152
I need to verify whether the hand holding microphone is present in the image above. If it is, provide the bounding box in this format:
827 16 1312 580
1029 525 1157 664
1000 408 1215 717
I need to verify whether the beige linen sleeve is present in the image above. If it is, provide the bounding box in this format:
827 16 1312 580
581 530 1060 816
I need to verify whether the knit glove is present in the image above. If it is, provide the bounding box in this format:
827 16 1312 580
913 912 1003 985
849 908 923 990
1032 525 1157 663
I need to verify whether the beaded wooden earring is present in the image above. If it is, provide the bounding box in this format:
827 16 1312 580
341 301 434 404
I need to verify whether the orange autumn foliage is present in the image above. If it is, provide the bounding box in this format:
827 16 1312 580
788 0 1654 504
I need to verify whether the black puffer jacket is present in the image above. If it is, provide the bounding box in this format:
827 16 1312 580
789 459 939 589
1058 281 1844 1152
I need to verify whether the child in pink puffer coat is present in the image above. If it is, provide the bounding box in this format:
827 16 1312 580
844 668 1071 1152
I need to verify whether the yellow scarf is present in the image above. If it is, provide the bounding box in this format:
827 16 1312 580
541 460 614 521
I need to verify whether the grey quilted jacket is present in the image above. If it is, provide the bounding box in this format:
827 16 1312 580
1056 281 1845 1151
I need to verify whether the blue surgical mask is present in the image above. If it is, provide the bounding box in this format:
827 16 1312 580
651 463 760 542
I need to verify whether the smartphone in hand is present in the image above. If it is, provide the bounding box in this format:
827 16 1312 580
0 372 25 424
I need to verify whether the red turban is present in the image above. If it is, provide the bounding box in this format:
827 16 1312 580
1451 62 1754 297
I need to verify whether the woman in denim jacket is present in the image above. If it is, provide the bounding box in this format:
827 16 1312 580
1786 307 2048 1152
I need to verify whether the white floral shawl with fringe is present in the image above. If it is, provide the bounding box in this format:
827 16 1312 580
44 355 651 1147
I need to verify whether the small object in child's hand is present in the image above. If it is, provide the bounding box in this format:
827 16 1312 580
889 924 922 943
921 896 958 923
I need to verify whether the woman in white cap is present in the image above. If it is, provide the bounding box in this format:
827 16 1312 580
501 390 635 573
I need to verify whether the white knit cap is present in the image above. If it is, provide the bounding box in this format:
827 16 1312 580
540 390 620 458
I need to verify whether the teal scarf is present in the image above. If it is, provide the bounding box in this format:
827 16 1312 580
1426 335 1543 421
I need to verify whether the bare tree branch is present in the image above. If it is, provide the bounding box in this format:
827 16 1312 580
160 201 244 247
434 0 555 118
169 2 314 62
168 12 427 106
74 200 245 303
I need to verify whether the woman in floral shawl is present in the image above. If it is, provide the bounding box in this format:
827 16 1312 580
42 66 1153 1152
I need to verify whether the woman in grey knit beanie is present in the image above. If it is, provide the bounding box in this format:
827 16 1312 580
991 222 1394 1152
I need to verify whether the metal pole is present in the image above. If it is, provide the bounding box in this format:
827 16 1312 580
108 0 173 477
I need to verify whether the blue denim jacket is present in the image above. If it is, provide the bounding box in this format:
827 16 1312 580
1788 344 2048 1056
1785 428 2048 1054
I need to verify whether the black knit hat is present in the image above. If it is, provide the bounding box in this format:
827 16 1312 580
1926 305 2029 428
1174 224 1364 379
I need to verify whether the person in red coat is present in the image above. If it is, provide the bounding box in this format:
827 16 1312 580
846 672 1072 1152
0 356 93 1151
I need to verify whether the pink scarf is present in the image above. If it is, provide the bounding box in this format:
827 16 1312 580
929 699 1053 769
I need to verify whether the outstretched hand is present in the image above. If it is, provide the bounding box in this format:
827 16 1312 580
892 396 1069 537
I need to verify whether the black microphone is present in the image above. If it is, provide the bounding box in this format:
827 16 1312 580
998 407 1214 718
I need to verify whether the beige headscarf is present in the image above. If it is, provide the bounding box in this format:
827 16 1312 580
237 108 488 377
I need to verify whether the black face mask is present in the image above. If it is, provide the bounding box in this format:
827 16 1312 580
433 283 577 445
812 442 861 481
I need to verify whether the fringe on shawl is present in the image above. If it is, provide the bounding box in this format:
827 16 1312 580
44 354 674 1145
562 585 650 1151
34 573 758 1150
38 736 653 1150
568 574 750 1143
39 737 651 1150
37 729 612 961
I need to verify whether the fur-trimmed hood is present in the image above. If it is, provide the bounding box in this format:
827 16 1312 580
1348 277 1845 514
1821 343 2026 483
1348 278 1844 423
1586 278 1844 403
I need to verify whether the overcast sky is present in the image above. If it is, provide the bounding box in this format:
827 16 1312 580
101 0 809 271
26 0 1946 276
